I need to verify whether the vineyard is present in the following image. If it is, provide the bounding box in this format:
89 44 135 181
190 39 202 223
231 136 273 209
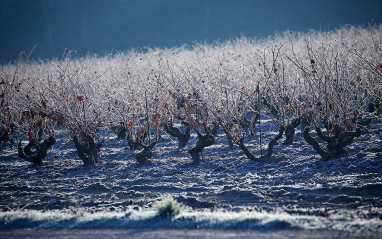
0 25 382 236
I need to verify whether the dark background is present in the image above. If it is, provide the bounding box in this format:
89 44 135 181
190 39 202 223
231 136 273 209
1 0 381 63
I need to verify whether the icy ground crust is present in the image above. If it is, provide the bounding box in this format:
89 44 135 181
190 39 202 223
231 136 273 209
0 121 381 232
1 229 381 239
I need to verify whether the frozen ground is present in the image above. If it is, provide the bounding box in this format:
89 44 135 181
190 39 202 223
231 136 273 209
0 119 381 238
0 229 381 239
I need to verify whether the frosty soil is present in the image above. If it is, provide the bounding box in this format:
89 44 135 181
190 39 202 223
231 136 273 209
1 120 381 233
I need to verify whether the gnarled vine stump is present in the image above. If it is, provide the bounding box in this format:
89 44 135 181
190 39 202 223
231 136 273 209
188 129 215 164
18 135 56 166
73 135 103 166
135 141 157 165
164 121 191 149
303 126 361 160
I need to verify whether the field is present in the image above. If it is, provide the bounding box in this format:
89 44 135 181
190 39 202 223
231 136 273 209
0 25 382 238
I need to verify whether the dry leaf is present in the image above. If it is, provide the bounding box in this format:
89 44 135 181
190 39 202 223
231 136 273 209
234 128 239 137
77 96 85 102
